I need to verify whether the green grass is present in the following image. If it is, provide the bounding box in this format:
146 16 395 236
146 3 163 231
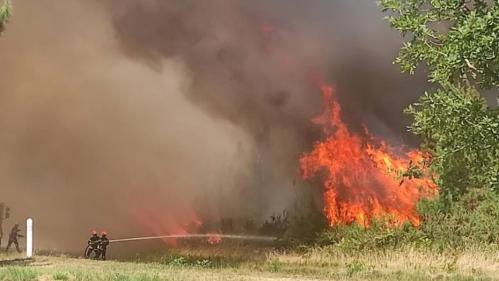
0 267 39 281
0 247 498 280
52 271 70 281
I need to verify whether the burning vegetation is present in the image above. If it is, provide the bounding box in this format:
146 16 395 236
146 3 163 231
300 80 438 227
124 19 440 239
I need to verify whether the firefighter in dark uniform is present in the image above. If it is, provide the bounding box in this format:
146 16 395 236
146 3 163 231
85 230 100 258
6 224 23 253
98 231 109 260
0 226 3 249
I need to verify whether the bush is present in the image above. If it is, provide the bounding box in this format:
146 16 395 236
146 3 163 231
418 189 499 251
317 220 425 253
315 189 499 252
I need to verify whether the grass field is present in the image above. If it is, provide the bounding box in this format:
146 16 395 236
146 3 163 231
1 246 499 281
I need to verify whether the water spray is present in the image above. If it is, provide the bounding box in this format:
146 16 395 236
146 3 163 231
109 234 277 244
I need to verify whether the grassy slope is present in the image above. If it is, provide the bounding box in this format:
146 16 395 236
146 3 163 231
1 248 499 281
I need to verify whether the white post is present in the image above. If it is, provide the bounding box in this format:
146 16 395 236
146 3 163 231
26 218 33 258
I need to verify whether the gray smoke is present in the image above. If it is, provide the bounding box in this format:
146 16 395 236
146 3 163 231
0 0 426 251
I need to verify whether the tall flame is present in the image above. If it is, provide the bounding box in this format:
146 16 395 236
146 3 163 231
300 80 437 227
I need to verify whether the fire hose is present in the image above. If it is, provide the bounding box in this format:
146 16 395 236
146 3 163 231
109 234 278 243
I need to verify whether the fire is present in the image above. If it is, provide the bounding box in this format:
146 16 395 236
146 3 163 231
131 205 203 246
207 233 222 245
300 80 437 227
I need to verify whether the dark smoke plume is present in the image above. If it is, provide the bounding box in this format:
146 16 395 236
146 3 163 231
106 0 429 219
0 0 426 251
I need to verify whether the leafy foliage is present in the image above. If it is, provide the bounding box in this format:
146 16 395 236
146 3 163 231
318 221 424 252
380 0 499 89
406 86 499 200
380 0 499 201
417 189 499 250
0 0 12 34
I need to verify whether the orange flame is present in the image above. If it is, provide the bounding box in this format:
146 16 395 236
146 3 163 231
131 206 203 246
300 80 437 227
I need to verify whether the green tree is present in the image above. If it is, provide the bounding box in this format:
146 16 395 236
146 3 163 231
0 0 12 34
380 0 499 202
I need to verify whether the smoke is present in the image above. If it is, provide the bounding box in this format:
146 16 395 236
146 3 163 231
0 0 254 250
0 0 427 251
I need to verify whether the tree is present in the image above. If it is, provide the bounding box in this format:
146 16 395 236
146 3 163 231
0 0 12 34
380 0 499 202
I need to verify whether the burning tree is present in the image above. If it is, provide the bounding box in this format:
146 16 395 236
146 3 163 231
300 80 437 227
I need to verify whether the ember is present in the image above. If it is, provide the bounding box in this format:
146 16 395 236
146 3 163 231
300 80 438 227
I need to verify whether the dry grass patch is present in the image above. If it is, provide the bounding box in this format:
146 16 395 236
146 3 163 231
0 248 498 280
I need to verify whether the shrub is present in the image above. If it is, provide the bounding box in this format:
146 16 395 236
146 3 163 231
418 189 499 251
317 220 425 253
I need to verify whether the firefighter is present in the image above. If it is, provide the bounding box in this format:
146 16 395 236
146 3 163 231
85 230 100 258
0 225 3 249
97 231 109 260
6 224 23 253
